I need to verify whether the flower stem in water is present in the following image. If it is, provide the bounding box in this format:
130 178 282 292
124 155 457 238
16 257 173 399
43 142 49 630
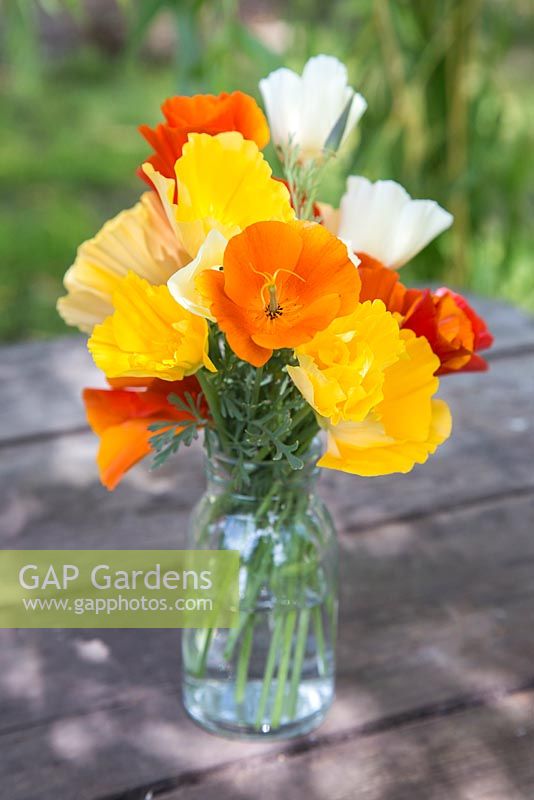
271 609 297 728
194 627 213 677
223 538 271 661
255 613 284 729
287 606 310 719
235 615 255 705
312 605 327 677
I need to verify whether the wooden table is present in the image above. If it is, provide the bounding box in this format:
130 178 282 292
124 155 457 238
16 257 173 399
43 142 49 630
1 296 533 800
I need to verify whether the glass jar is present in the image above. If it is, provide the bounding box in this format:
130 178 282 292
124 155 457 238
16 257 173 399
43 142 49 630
182 439 338 739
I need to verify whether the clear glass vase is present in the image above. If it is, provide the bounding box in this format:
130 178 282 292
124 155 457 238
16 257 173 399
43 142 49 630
182 438 338 740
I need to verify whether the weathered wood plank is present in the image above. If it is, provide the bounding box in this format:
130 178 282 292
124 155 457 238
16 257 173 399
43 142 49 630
157 691 534 800
0 297 531 443
1 354 532 545
1 492 533 799
0 431 202 549
462 294 534 356
0 335 106 443
2 678 534 799
0 685 282 800
0 298 532 799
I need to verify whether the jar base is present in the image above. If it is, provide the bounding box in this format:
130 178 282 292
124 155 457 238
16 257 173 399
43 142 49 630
182 676 334 741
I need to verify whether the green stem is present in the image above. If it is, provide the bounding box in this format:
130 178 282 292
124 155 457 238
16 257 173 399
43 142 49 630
251 365 264 408
270 520 302 729
235 615 255 704
255 480 282 521
196 370 230 452
297 420 320 450
207 323 224 370
291 403 314 429
312 605 327 677
223 539 271 661
326 592 337 647
271 610 297 728
255 613 284 729
194 627 213 677
287 607 311 719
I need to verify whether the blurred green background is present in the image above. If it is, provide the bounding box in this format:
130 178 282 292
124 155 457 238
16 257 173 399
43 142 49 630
0 0 532 342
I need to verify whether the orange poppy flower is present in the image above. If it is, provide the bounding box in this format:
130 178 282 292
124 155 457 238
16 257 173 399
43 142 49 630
356 252 414 315
83 376 205 490
198 220 361 367
356 255 493 374
139 91 270 189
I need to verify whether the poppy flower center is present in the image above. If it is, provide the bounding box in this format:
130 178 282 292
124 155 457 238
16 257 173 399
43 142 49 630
254 267 305 322
265 284 283 319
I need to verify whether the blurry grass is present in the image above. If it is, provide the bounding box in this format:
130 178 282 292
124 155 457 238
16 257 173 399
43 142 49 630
0 0 533 343
288 0 534 310
0 54 177 341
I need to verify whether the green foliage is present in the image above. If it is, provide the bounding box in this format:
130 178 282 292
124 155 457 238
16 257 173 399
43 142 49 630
281 142 334 220
144 331 318 485
196 331 318 487
148 389 208 469
123 0 280 94
149 418 201 469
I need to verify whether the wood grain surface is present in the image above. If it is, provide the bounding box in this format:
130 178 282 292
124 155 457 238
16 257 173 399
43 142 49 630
0 296 532 800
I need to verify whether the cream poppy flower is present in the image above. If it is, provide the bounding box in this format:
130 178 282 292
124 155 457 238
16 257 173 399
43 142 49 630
326 176 453 269
259 55 367 161
167 229 228 320
57 192 188 333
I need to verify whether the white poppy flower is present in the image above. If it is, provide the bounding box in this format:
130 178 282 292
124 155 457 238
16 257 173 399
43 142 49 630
332 176 453 269
167 229 228 320
259 55 367 161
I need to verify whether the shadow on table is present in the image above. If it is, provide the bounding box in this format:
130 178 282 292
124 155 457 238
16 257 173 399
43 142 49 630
1 480 534 799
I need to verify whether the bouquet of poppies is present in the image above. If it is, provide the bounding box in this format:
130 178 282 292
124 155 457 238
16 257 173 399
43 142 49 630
57 55 493 737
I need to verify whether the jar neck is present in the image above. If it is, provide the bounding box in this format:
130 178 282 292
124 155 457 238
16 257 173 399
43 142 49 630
203 435 322 500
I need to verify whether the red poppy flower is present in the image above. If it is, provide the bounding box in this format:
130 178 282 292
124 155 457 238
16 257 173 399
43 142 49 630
83 376 206 490
430 287 494 372
356 255 493 375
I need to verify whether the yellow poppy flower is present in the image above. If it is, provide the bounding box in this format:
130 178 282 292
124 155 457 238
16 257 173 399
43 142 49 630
57 192 188 333
287 300 404 425
88 272 215 381
145 131 295 258
317 331 452 476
